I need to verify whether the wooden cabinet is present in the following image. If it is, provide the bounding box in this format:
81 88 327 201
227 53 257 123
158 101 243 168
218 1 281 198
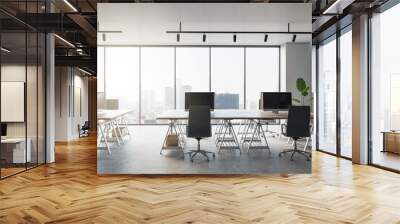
382 132 400 154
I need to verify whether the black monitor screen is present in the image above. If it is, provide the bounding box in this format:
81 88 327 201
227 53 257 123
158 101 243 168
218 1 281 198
261 92 292 110
185 92 215 110
1 123 7 137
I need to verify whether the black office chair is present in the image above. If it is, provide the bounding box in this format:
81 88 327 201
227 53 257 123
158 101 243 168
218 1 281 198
79 121 90 138
279 106 311 161
186 106 215 162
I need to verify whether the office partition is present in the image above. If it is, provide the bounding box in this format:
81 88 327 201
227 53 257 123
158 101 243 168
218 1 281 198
0 6 46 179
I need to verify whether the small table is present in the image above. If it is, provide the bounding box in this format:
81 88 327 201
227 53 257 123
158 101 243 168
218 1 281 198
381 131 400 154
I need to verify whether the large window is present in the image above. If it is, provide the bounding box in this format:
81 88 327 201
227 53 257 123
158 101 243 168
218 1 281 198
141 47 175 124
211 48 244 109
371 3 400 171
98 46 280 124
104 47 140 123
176 48 209 109
339 29 352 158
318 37 337 154
246 48 280 109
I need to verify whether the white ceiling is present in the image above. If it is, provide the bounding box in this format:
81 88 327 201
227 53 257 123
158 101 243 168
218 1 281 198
97 3 312 46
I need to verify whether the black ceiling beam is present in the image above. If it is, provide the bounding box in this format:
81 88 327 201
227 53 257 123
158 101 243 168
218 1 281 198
55 55 96 73
14 13 84 32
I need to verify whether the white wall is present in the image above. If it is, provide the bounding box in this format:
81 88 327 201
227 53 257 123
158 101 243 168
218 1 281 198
98 3 311 46
280 43 312 106
55 67 89 141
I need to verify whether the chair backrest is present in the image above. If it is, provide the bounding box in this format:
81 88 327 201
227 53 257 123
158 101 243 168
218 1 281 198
82 121 90 129
286 106 310 138
187 106 211 138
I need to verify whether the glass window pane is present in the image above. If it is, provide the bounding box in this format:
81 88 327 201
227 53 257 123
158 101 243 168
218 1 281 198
97 47 105 93
27 31 38 168
141 47 174 124
1 32 27 177
340 30 352 158
176 47 210 109
371 3 400 171
38 33 46 165
104 47 140 124
246 48 280 109
318 38 337 154
211 48 244 109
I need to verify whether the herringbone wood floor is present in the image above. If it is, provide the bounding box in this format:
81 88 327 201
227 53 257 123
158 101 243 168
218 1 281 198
1 136 400 224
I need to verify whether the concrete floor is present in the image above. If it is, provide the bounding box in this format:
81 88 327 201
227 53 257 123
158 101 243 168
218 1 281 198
97 125 311 174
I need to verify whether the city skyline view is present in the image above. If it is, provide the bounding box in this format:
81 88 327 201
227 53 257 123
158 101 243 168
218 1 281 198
97 46 280 124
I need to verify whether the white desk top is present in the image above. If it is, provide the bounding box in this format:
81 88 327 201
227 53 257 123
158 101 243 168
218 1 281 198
1 138 30 143
157 109 293 120
97 109 132 121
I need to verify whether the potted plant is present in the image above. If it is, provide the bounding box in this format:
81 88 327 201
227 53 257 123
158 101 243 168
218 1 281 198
293 78 311 105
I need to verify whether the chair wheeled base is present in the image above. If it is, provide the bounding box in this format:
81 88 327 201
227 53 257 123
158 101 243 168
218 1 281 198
187 140 215 162
279 149 311 161
278 140 311 161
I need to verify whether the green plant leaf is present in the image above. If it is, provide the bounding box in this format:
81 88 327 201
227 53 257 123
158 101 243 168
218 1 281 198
292 98 301 103
296 78 306 92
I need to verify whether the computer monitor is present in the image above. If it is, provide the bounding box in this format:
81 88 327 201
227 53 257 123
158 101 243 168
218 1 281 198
1 123 7 137
185 92 215 110
261 92 292 110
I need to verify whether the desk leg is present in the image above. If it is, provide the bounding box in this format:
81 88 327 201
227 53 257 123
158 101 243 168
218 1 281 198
98 124 111 154
248 120 270 153
160 120 183 155
217 120 241 154
114 119 124 144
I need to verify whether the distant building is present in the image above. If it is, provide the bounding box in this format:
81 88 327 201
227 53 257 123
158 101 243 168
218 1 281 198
215 93 239 109
164 86 174 109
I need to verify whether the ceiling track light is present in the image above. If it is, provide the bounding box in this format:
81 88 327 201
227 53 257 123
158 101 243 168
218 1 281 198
233 34 237 43
78 67 93 76
264 34 268 43
322 0 344 15
176 33 180 42
63 0 78 12
292 34 297 43
202 33 206 42
1 47 11 53
54 34 75 48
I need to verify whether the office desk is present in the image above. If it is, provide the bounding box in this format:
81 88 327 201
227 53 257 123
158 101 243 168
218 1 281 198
98 109 132 154
157 110 293 154
1 138 31 164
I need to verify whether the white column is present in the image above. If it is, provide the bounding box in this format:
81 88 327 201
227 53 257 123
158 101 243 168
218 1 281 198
46 33 55 163
352 14 369 164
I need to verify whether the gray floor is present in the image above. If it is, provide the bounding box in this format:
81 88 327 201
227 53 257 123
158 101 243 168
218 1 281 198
97 126 311 174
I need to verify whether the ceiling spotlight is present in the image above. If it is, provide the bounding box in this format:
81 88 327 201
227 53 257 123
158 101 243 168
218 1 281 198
63 0 78 12
292 34 297 43
1 47 11 53
177 33 180 42
264 34 268 43
203 33 206 42
233 34 237 43
102 33 106 42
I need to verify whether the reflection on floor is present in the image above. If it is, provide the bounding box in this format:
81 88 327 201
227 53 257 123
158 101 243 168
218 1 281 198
0 167 25 178
373 150 400 171
97 125 311 174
